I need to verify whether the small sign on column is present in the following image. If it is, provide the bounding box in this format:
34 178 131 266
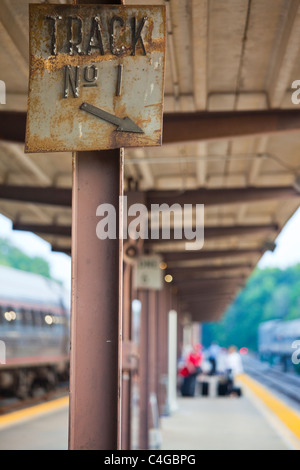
135 255 163 290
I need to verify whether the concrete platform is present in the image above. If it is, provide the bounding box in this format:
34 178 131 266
0 375 299 450
161 376 300 451
0 397 69 450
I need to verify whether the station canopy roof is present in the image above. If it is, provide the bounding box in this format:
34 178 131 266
1 0 300 322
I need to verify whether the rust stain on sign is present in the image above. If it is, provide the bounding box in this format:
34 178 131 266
25 4 166 153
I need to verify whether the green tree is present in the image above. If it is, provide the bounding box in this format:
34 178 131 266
202 264 300 351
0 238 51 278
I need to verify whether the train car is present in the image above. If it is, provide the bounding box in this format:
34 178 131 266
258 320 281 359
258 319 300 371
0 266 70 398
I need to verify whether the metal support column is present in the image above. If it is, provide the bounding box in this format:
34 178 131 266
168 309 178 414
121 263 133 450
69 150 123 450
138 289 149 449
157 287 170 417
148 290 160 449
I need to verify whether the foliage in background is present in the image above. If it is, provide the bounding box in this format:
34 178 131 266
0 237 51 278
202 264 300 351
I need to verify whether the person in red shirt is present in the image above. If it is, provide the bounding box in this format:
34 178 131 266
187 343 203 373
179 344 203 396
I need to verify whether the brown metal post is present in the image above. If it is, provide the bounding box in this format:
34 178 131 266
69 150 123 450
148 290 158 402
138 289 149 449
171 290 181 365
157 286 170 417
121 263 132 450
155 292 161 411
148 290 159 447
177 309 184 365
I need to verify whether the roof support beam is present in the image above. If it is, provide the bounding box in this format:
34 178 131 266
161 248 263 263
178 287 240 297
181 300 232 312
188 308 229 323
200 223 278 239
146 223 278 244
180 301 233 310
2 109 300 144
163 109 300 143
146 186 300 207
0 112 26 143
51 246 71 256
0 184 72 207
169 263 252 275
12 222 276 241
179 293 235 302
174 277 245 292
13 222 71 237
0 185 296 211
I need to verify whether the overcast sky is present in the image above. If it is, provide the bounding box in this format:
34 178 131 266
0 213 71 290
0 206 299 291
258 207 300 269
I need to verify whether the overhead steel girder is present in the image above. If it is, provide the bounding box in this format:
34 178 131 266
161 248 263 262
51 246 71 256
178 288 241 298
198 223 279 239
181 298 232 310
169 264 253 281
12 220 277 243
178 283 243 295
179 288 239 298
169 263 253 273
182 295 233 308
181 303 232 315
13 222 71 237
0 184 72 207
162 109 300 143
179 296 240 307
179 298 235 307
174 277 246 293
179 294 235 302
146 186 300 207
0 112 26 143
0 184 297 208
2 109 300 144
178 283 242 292
146 223 278 243
12 221 277 241
188 308 230 323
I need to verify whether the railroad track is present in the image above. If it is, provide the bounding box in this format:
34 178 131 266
0 383 69 416
243 357 300 405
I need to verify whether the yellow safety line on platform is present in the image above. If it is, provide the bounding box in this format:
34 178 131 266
239 374 300 446
0 396 69 430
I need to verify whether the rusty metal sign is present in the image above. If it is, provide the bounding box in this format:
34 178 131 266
25 4 166 153
135 255 163 290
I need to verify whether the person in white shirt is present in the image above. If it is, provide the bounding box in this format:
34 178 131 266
226 346 244 377
217 347 229 374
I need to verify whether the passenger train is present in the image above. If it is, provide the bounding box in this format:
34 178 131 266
258 319 300 371
0 266 70 398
